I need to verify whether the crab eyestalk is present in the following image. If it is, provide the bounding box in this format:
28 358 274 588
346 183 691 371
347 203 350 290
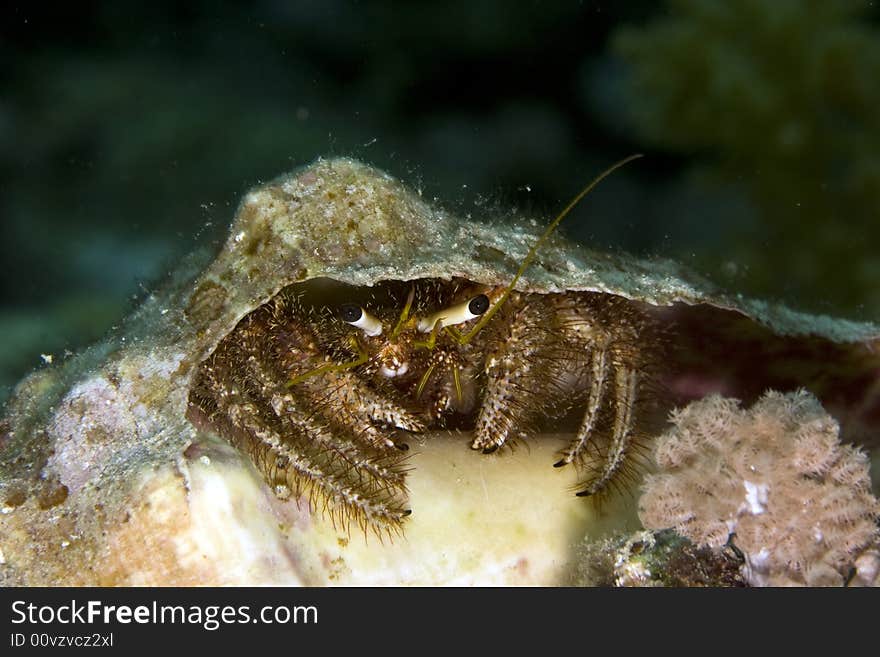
341 303 383 337
417 294 490 333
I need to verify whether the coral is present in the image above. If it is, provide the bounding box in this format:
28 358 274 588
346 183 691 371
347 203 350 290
614 0 880 314
639 390 880 586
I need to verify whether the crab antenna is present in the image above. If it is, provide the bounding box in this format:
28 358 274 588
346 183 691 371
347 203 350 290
459 153 643 344
392 286 416 339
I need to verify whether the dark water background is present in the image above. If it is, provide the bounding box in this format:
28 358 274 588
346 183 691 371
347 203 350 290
2 1 879 402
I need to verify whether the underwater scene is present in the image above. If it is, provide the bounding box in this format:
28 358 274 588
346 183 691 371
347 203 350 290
1 1 879 587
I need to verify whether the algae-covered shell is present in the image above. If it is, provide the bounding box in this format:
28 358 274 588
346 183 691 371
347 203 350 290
1 157 878 585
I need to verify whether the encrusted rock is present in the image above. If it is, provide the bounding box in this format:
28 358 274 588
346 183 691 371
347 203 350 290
1 157 878 585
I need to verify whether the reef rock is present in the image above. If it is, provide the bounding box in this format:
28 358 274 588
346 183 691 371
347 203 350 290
1 157 878 585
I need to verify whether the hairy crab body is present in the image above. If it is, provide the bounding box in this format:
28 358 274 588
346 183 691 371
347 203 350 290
187 277 656 533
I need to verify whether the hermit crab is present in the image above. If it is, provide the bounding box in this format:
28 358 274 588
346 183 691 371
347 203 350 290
187 156 661 533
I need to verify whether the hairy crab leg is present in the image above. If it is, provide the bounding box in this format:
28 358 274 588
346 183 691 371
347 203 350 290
554 348 610 467
239 356 411 494
191 372 412 528
471 296 571 453
269 393 410 495
301 372 424 449
471 300 536 452
576 365 638 497
354 385 426 433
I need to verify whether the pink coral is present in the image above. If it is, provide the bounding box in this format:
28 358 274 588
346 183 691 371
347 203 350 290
639 390 880 586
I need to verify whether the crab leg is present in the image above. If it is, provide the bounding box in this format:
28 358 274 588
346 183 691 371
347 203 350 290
267 391 410 494
295 371 424 450
470 299 537 452
189 371 411 529
243 322 424 450
576 364 638 497
234 401 411 529
554 348 609 467
471 297 570 452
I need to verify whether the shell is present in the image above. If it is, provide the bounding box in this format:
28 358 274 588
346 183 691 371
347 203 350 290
1 157 878 585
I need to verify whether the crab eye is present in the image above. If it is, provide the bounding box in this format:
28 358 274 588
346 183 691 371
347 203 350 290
340 304 363 323
417 294 493 332
468 294 490 316
340 304 383 336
